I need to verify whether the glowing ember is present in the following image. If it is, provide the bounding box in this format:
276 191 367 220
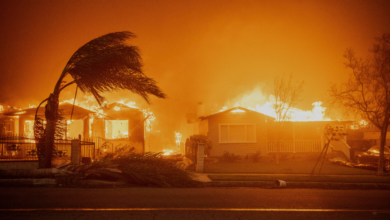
0 105 4 113
162 149 174 155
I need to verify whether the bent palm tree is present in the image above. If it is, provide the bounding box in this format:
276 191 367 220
35 31 166 168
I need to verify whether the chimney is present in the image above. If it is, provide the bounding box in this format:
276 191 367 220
197 102 204 119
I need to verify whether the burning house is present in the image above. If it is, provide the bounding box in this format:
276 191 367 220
188 103 353 160
92 102 146 153
3 103 94 139
0 104 23 136
1 102 148 156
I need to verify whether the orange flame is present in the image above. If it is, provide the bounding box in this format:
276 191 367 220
59 95 156 133
220 88 329 121
162 149 173 155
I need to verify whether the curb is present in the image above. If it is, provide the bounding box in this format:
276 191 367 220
0 179 56 187
1 179 390 189
205 181 390 189
0 179 131 187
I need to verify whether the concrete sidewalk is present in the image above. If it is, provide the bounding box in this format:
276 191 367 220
1 173 390 189
192 173 390 189
205 173 390 183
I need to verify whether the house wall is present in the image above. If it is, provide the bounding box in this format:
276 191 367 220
199 120 208 136
0 117 15 136
128 111 144 145
207 111 268 157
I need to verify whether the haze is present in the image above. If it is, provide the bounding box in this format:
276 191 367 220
0 0 389 144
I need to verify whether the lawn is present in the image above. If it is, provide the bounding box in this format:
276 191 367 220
204 159 378 175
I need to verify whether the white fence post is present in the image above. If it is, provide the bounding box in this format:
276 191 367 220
71 139 81 165
196 143 204 173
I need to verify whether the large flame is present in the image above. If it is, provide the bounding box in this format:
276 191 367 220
59 95 156 132
220 88 329 121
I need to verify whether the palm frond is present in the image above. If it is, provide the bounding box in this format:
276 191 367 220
55 152 204 188
59 31 166 106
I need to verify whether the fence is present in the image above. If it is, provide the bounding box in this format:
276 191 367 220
267 140 322 153
185 139 198 163
0 134 95 161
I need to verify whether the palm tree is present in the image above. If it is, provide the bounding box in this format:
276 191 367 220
35 31 166 168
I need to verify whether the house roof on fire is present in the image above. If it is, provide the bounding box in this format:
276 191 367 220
103 102 143 120
200 106 275 121
3 103 94 119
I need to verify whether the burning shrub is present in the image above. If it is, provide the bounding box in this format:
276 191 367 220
222 151 241 163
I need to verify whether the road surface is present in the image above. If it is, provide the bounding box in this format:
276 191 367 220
0 187 389 219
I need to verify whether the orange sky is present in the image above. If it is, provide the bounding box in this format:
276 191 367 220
0 0 389 142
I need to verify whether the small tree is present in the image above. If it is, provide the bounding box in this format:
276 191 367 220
329 33 390 175
273 74 304 165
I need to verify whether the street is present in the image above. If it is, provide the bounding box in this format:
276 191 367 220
0 187 389 219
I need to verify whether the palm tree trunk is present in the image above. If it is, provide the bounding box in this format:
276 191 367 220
43 93 59 168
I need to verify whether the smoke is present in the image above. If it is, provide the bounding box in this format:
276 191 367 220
1 0 389 149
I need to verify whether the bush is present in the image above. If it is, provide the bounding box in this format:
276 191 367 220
250 150 261 162
222 151 241 162
186 135 213 156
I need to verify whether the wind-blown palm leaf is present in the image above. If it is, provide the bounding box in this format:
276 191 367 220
36 31 166 168
55 152 204 188
57 31 166 105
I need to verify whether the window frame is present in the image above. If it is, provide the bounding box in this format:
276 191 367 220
219 123 256 143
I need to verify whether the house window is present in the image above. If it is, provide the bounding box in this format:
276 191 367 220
105 120 129 139
219 124 256 143
24 120 34 138
67 120 84 139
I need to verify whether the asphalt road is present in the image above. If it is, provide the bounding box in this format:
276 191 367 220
0 187 389 219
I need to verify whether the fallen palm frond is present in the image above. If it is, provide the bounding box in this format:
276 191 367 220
55 152 203 188
117 152 202 187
